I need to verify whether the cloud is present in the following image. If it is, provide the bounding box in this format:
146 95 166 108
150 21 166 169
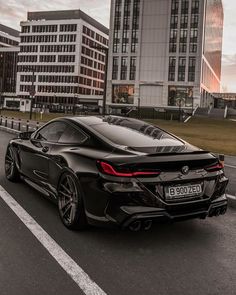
0 0 110 29
222 54 236 66
221 54 236 92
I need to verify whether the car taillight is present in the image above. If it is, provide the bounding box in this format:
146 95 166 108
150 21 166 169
97 161 160 177
205 162 224 172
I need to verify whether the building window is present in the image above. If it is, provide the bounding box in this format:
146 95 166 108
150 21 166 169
170 29 178 43
171 15 178 29
179 29 187 43
181 0 189 14
168 57 176 81
113 0 122 53
171 0 179 15
190 28 198 43
168 86 193 107
192 0 199 14
179 28 187 53
179 43 187 53
60 24 77 32
112 57 119 80
121 57 128 80
112 85 134 104
131 0 140 53
191 14 199 28
132 0 140 30
22 26 30 33
122 0 131 53
180 15 188 28
32 25 57 33
130 57 136 80
178 57 186 81
169 29 177 53
131 30 139 53
122 39 129 53
189 43 197 53
169 43 177 53
188 57 196 82
123 0 131 30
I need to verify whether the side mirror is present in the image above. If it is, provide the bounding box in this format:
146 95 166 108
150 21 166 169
18 131 34 140
30 138 43 148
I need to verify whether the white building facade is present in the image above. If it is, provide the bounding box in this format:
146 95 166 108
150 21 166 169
17 10 109 111
107 0 224 109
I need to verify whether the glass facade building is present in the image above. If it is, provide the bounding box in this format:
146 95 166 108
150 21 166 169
107 0 224 109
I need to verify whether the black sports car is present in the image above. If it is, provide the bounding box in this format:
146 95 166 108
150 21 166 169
5 116 228 231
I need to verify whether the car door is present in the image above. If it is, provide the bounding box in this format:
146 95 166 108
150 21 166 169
47 122 89 192
19 121 67 187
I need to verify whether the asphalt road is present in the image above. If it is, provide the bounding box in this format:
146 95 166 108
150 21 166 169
0 130 236 295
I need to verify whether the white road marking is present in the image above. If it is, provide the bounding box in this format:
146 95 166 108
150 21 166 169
225 164 236 169
0 185 107 295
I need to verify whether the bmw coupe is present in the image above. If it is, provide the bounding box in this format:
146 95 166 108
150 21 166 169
5 116 228 231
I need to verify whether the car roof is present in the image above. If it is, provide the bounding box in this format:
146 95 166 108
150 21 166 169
66 115 144 127
69 116 105 126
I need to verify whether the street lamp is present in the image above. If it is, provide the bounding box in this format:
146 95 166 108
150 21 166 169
176 97 185 122
90 44 109 116
28 67 36 120
137 97 141 118
73 84 79 115
192 96 194 115
0 53 6 115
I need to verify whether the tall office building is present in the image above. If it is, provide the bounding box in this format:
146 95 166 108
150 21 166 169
0 24 20 108
107 0 224 109
17 10 109 111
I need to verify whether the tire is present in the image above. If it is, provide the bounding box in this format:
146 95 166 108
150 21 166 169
57 172 88 230
5 145 21 182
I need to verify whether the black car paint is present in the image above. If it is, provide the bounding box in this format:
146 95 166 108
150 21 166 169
8 116 228 228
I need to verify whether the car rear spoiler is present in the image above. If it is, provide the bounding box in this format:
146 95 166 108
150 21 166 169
147 150 210 157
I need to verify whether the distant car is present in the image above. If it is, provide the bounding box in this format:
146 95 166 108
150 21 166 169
5 116 228 231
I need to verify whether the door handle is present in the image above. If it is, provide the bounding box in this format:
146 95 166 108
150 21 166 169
42 146 49 153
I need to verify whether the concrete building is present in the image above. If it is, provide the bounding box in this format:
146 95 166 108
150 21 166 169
107 0 224 110
213 93 236 109
17 10 109 112
0 24 20 109
0 24 19 48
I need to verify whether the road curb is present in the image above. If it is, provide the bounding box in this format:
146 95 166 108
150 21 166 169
0 126 20 135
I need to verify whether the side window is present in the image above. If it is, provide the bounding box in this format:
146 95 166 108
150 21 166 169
58 125 88 144
35 122 67 143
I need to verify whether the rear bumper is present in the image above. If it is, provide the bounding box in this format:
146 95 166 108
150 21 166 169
81 172 229 229
105 195 228 229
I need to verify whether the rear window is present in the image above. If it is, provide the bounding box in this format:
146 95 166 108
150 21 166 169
90 118 184 149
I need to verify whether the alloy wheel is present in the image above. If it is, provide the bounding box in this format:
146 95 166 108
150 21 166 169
58 174 79 226
5 147 14 178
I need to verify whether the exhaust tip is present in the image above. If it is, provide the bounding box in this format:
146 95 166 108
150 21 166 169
143 220 152 231
129 221 141 232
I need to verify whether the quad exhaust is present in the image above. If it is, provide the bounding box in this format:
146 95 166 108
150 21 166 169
129 220 153 231
208 205 227 217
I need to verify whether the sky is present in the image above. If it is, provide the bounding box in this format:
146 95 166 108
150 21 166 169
0 0 235 92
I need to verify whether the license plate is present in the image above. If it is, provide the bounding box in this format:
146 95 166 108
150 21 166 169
165 183 202 200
